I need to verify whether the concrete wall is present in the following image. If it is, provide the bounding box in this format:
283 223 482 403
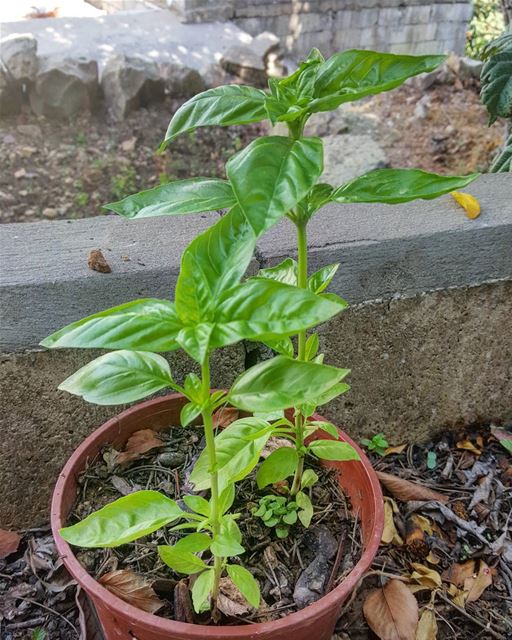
1 174 511 528
182 0 473 57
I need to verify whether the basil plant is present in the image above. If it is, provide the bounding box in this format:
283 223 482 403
42 48 478 616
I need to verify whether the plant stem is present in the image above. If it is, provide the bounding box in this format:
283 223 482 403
200 358 223 605
290 219 308 495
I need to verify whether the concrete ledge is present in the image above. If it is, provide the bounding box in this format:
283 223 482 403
1 174 511 350
1 173 511 528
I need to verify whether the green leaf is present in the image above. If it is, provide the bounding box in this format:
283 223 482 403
163 85 268 144
218 484 235 515
226 564 260 608
226 136 324 235
481 32 512 124
489 131 512 173
296 491 313 527
32 629 47 640
175 323 214 363
308 263 339 294
180 401 201 427
262 337 294 357
314 381 351 406
158 545 207 574
103 178 236 219
220 515 242 543
276 526 290 538
300 469 319 489
191 569 214 613
308 421 339 438
229 356 350 412
210 533 245 557
426 451 437 470
210 278 347 348
40 299 182 352
311 51 446 111
175 533 211 553
283 510 297 525
58 350 174 405
257 258 298 286
190 418 272 492
60 491 183 547
308 439 360 461
304 333 319 361
183 495 210 517
304 183 333 217
256 447 299 489
332 168 479 204
175 206 256 325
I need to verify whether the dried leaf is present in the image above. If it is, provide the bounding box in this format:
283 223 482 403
115 429 164 465
376 471 448 503
447 583 467 607
384 444 407 456
465 561 492 603
409 563 442 590
217 577 251 616
416 607 437 640
442 560 476 588
213 406 239 428
363 579 419 640
455 439 481 455
88 249 111 273
261 437 294 459
426 551 440 566
99 569 163 613
491 425 512 455
382 497 403 546
451 191 481 219
0 529 21 560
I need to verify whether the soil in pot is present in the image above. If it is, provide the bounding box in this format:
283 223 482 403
66 423 363 626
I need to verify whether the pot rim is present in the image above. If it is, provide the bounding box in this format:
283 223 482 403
51 393 383 637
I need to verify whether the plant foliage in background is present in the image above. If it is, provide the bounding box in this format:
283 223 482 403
481 28 512 170
42 47 478 620
466 0 506 59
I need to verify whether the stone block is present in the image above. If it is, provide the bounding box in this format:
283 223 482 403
159 62 205 98
220 44 267 85
0 33 38 82
101 54 165 120
29 56 99 119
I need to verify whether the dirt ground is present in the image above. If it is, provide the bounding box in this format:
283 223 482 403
0 81 505 225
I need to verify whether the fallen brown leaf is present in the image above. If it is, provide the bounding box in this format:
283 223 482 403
0 529 21 560
382 497 403 546
409 563 442 590
213 407 239 428
261 437 294 459
415 607 437 640
115 429 164 465
442 560 476 588
217 577 251 616
363 579 418 640
376 471 448 503
99 569 163 613
456 439 481 456
88 248 111 273
465 561 492 603
384 444 407 456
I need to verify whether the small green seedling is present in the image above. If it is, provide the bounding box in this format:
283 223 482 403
361 433 389 457
41 45 479 619
253 495 299 538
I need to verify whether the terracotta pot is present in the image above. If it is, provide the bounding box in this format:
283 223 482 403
51 394 383 640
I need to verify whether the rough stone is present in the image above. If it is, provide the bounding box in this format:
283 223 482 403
248 31 280 60
101 54 165 120
0 32 38 81
220 44 267 85
459 56 483 81
29 56 99 119
159 62 205 98
321 133 388 185
0 68 23 116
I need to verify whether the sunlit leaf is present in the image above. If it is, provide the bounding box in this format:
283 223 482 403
191 569 214 613
58 350 174 405
227 136 323 235
40 299 182 352
60 491 183 547
163 85 268 144
308 439 360 461
158 545 208 574
226 564 260 608
333 168 479 204
256 447 299 489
